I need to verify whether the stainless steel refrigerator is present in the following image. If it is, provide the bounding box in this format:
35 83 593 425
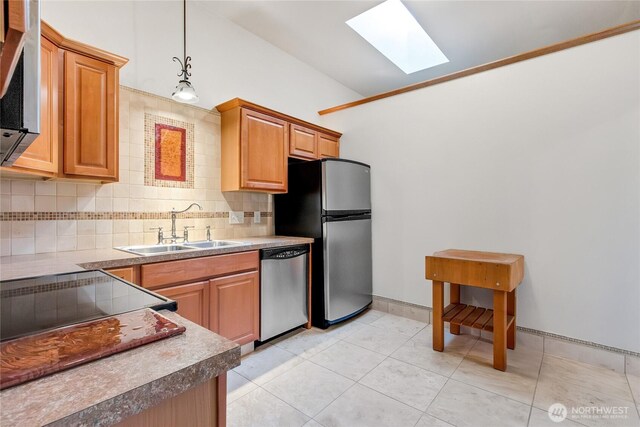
275 158 372 328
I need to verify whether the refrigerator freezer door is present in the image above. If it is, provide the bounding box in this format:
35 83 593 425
323 217 372 322
322 160 371 213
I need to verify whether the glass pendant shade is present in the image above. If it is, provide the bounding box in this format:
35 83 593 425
172 0 198 104
172 80 199 104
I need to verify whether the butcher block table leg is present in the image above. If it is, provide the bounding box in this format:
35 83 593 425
493 291 508 371
507 289 516 350
449 283 461 335
433 280 445 352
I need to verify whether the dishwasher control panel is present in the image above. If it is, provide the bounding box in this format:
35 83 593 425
261 245 309 260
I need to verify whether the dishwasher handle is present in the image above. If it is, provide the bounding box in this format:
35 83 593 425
261 245 309 260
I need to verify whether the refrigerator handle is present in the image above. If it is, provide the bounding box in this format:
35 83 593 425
323 214 372 223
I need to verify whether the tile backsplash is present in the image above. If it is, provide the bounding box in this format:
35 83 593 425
0 87 273 256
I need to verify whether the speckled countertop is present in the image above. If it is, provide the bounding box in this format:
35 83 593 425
0 311 240 427
0 235 314 281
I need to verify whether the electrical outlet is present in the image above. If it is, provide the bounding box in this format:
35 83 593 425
229 211 244 225
254 211 261 224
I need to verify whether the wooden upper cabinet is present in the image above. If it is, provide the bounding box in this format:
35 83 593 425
63 51 118 180
12 37 59 175
155 281 210 329
241 109 288 192
217 98 342 192
319 133 340 158
289 124 318 160
209 271 259 345
3 21 126 182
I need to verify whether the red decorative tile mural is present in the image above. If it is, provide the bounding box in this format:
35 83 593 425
154 124 186 181
144 114 194 189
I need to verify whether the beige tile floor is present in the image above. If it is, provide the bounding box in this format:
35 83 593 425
227 309 640 427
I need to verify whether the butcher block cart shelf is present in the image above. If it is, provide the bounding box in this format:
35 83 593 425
425 249 524 371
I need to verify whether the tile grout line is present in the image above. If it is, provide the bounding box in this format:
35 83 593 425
253 330 357 420
623 373 640 420
304 325 399 421
353 380 431 421
231 310 637 427
385 328 478 380
442 343 539 411
424 377 452 423
526 350 546 427
237 343 305 388
256 385 311 424
254 316 429 423
529 356 635 426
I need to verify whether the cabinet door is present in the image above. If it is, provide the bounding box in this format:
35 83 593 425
155 281 209 328
289 124 318 160
318 133 340 158
210 271 259 345
240 109 287 192
12 36 59 174
64 51 118 180
105 266 139 284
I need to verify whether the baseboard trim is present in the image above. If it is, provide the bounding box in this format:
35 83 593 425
372 295 639 374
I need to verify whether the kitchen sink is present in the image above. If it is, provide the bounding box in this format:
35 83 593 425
116 240 246 256
116 244 197 256
183 240 244 249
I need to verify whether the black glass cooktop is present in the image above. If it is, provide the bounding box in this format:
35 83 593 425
0 270 177 342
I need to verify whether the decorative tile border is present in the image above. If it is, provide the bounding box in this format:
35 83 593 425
372 295 640 358
0 211 272 222
0 275 112 298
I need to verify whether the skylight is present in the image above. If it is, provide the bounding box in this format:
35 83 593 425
346 0 449 74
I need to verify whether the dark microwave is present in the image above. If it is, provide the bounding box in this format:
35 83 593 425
0 0 40 166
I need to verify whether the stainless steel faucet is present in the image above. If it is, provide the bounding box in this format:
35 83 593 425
150 227 164 244
183 225 194 242
170 203 202 242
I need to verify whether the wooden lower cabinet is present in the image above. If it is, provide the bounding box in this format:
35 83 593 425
139 251 260 345
209 271 259 346
105 266 139 284
155 281 210 329
116 374 226 427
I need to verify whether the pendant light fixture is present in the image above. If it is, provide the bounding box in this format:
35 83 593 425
172 0 199 104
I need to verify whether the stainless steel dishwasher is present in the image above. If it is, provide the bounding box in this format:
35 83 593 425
260 245 309 341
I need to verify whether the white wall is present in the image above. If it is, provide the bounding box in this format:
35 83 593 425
321 31 640 352
41 1 359 123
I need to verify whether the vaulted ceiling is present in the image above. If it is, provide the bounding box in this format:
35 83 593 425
202 1 640 96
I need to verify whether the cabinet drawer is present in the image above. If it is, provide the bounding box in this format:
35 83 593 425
141 251 259 289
